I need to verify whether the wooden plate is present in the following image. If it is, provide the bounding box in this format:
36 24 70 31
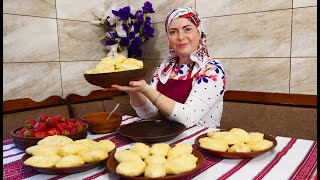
84 67 147 88
195 131 277 159
22 148 116 175
117 120 186 143
106 149 204 180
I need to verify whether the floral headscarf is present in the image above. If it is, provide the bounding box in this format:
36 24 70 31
158 7 210 84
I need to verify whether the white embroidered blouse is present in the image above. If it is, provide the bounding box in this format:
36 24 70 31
131 59 226 128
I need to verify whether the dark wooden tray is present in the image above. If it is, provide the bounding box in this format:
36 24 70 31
117 120 186 143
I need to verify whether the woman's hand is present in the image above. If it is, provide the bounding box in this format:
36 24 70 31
107 80 152 94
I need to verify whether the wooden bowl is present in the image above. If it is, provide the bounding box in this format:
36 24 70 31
83 67 148 88
81 112 122 134
10 123 88 150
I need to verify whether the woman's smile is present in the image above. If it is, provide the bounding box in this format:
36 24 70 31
177 43 189 48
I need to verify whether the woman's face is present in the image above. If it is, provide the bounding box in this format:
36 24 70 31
167 18 201 58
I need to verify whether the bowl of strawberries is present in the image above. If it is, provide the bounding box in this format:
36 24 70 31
10 113 88 150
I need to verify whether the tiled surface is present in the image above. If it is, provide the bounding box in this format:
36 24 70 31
61 61 101 98
3 62 62 102
197 0 291 17
293 0 317 8
3 0 56 18
140 23 169 60
129 0 195 23
204 10 292 58
219 58 290 93
4 14 59 63
290 58 317 95
291 7 317 57
58 20 107 61
56 0 128 21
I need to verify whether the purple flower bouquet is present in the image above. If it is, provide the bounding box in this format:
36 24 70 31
92 1 155 58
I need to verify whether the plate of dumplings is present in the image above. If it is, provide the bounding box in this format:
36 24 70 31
107 142 204 179
22 135 117 174
195 128 277 159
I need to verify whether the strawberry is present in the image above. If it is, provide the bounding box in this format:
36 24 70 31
48 128 61 136
51 114 66 123
33 122 47 132
70 128 77 134
15 131 24 137
62 129 71 135
34 131 47 138
24 119 37 129
74 122 84 132
57 123 67 132
20 127 29 133
23 129 35 137
66 122 74 130
69 118 76 123
39 113 51 122
59 117 67 123
46 118 58 128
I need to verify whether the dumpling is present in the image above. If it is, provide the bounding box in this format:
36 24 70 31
115 62 140 71
116 160 146 177
248 132 264 142
167 144 192 158
73 139 99 148
166 153 198 164
208 131 242 145
228 143 251 153
26 145 60 156
78 149 108 163
129 142 151 159
95 60 115 73
113 55 127 64
207 131 219 138
95 140 116 153
55 155 85 168
24 155 61 168
150 143 171 157
114 150 142 163
199 137 229 152
123 58 143 68
58 143 89 156
164 156 197 175
144 164 167 178
229 128 251 143
37 135 73 146
246 139 273 152
144 155 166 165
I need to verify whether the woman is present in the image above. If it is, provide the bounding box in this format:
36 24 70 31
110 7 226 128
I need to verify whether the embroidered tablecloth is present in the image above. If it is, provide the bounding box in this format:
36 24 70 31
3 116 317 180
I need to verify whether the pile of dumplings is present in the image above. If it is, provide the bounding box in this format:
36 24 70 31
24 135 116 168
115 142 198 178
199 128 274 153
85 55 143 74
